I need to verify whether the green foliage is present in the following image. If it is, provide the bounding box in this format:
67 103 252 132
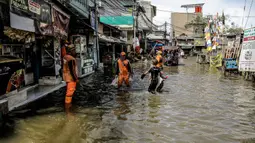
226 27 243 34
185 15 207 29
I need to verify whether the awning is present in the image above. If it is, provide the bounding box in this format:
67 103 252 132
99 34 126 44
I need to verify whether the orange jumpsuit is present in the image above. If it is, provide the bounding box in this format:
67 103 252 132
63 55 78 104
116 59 132 88
156 55 163 68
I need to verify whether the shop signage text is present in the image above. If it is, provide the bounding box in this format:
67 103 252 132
239 27 255 72
11 0 28 11
244 28 255 38
28 0 40 15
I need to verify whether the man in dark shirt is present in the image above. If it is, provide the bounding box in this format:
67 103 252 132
141 59 168 94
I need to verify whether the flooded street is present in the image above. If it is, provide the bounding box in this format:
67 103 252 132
1 57 255 143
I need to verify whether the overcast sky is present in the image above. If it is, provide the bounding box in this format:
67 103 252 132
149 0 255 30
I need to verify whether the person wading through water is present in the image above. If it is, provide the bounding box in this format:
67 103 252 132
63 44 78 104
116 52 133 89
141 59 168 94
156 50 163 70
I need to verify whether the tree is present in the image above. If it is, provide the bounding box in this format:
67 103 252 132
226 27 243 35
185 15 207 30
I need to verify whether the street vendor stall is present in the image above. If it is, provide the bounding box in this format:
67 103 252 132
71 35 94 78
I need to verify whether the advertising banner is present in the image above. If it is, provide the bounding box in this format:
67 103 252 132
239 27 255 72
28 0 40 15
10 0 31 17
34 1 53 35
0 57 24 96
90 11 95 30
52 5 70 38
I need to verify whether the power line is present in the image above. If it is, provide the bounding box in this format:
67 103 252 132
157 9 175 13
157 8 255 18
242 0 247 27
245 0 254 28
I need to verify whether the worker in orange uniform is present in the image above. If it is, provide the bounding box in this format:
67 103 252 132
61 40 70 58
63 44 78 104
60 40 70 76
156 51 163 70
116 52 133 89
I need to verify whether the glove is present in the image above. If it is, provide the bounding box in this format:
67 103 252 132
141 74 146 79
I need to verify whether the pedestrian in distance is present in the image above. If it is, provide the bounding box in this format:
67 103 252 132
115 52 133 89
141 59 168 94
63 44 78 104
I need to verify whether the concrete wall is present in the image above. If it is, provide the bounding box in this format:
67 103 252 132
138 1 156 30
171 13 196 37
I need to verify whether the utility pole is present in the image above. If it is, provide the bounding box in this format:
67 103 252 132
136 4 139 32
164 21 167 45
133 0 137 51
94 0 99 69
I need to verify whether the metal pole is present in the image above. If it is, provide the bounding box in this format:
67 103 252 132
133 0 136 51
94 0 100 68
144 32 147 53
164 21 167 45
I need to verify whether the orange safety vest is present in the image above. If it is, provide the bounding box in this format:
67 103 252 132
118 59 130 75
63 55 78 82
156 55 163 68
61 46 67 58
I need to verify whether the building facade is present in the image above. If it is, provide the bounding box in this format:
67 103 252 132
171 12 205 54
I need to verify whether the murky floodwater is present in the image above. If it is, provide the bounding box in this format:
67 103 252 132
1 57 255 143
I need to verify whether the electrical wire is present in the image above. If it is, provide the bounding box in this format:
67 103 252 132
242 0 247 27
157 8 255 18
245 0 254 28
101 0 130 13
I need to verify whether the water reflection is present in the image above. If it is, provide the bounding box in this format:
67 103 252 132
113 92 131 121
148 95 161 123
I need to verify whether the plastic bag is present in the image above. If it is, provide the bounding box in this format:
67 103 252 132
111 76 118 87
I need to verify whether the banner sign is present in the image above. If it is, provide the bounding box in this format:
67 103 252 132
90 11 95 30
28 0 40 15
52 6 70 38
10 0 52 25
0 57 24 96
10 0 31 17
239 27 255 72
34 2 53 36
11 0 28 12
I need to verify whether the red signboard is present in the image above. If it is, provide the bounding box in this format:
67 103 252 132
244 36 255 42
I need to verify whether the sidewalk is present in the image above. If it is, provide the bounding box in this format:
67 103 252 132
0 82 66 114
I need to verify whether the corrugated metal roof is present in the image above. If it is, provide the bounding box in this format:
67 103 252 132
88 0 94 7
99 34 126 44
147 34 165 40
119 0 134 7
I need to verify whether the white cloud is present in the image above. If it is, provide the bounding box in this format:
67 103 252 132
151 0 255 29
